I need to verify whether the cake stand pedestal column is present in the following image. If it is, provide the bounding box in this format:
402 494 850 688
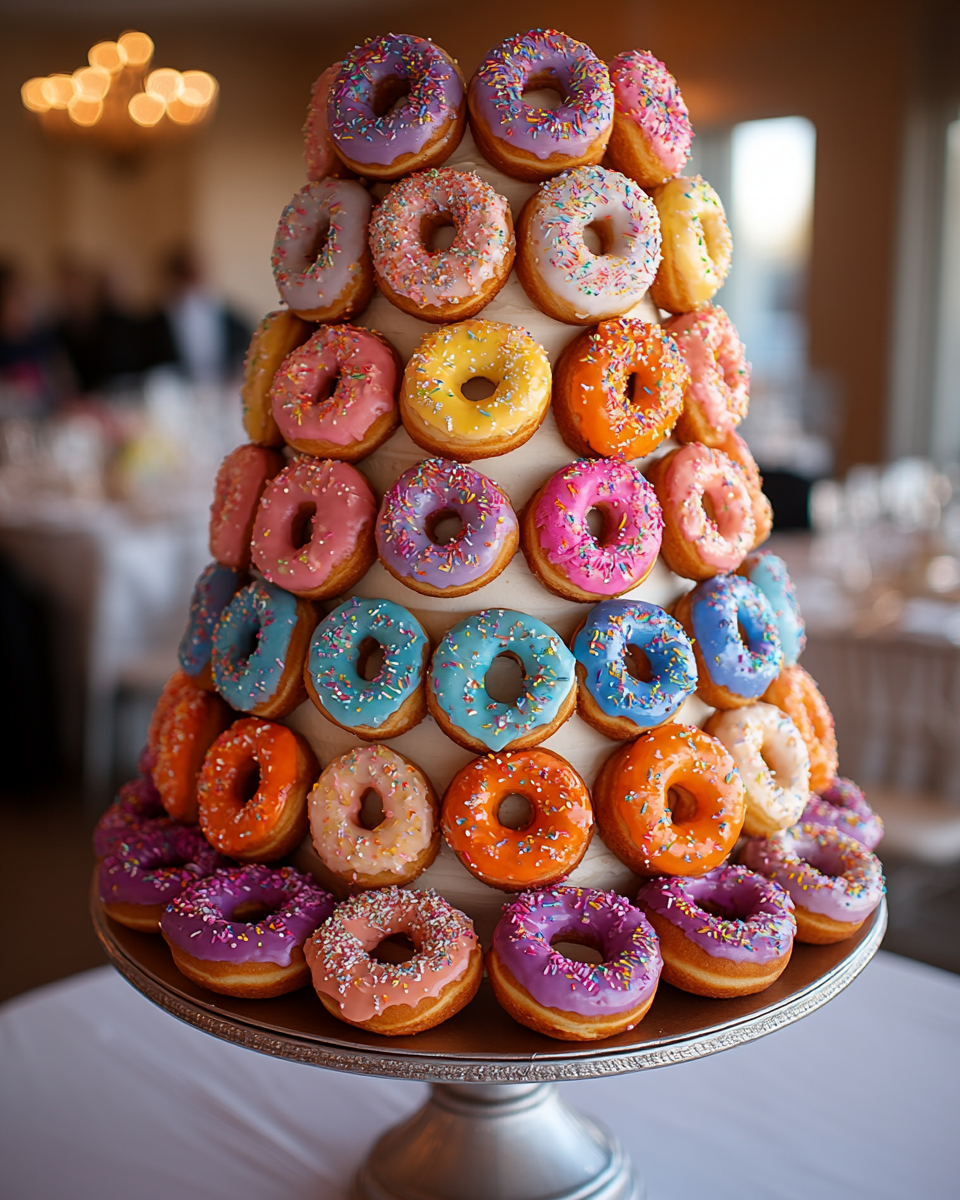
355 1081 638 1200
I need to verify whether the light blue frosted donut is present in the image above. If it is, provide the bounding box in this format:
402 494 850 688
741 551 806 666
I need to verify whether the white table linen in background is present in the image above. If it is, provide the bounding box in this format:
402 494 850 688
1 953 957 1200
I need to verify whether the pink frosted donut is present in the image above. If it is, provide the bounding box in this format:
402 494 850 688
304 65 346 182
605 49 693 186
251 456 376 599
666 305 750 447
522 457 663 602
803 778 883 851
209 445 285 571
269 324 400 461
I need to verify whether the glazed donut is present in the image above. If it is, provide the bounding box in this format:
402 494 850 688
327 34 465 180
738 550 806 666
99 822 227 932
269 325 401 461
177 563 244 690
593 724 745 876
271 179 373 322
93 774 166 860
648 175 733 314
488 887 661 1041
152 683 232 822
666 306 750 446
162 865 335 997
645 442 756 580
638 864 796 998
400 320 551 461
802 778 883 851
718 431 773 548
208 444 285 571
305 597 429 740
251 457 376 600
376 458 518 598
428 608 577 753
763 665 837 792
308 744 440 889
212 580 317 719
552 318 687 460
441 749 594 891
468 30 613 182
303 65 354 182
742 822 884 944
305 887 482 1035
197 718 317 861
369 169 514 322
572 599 697 740
705 703 809 838
672 573 782 709
521 458 663 602
516 166 661 325
144 669 194 774
604 49 693 187
240 311 316 447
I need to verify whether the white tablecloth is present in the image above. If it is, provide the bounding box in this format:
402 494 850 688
1 954 957 1200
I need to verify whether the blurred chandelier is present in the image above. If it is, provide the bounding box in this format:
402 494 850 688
20 31 218 153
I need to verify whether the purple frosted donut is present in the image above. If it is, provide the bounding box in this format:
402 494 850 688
638 865 795 964
161 865 334 966
92 775 167 859
802 777 883 851
376 458 518 596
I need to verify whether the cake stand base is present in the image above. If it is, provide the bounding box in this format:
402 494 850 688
355 1082 638 1200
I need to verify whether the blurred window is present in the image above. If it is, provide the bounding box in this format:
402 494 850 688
932 114 960 463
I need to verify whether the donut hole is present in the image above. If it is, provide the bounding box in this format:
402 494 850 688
583 220 614 257
737 621 752 649
585 507 606 541
702 485 739 540
496 792 535 831
231 900 274 924
484 652 525 704
314 369 341 404
421 215 457 253
358 788 386 831
550 935 604 965
759 745 791 789
371 74 411 119
356 636 387 682
234 618 262 667
624 644 654 684
305 215 330 264
460 376 498 402
235 759 262 806
290 502 317 551
666 784 699 824
625 372 653 406
698 898 737 920
371 933 417 964
521 75 566 112
426 507 465 546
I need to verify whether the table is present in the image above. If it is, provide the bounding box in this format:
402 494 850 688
2 955 957 1200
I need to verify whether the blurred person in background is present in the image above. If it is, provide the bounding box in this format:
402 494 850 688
160 247 249 385
0 262 63 417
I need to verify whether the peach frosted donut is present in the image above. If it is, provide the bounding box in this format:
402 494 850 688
305 887 482 1035
666 305 750 447
369 169 514 322
400 320 551 461
208 444 284 571
441 749 594 891
649 176 732 314
516 165 661 325
593 724 745 877
303 64 353 182
240 311 316 447
152 683 232 823
705 703 810 838
269 325 400 461
763 665 838 792
198 718 317 862
719 430 774 548
645 442 756 579
251 457 376 600
605 49 693 187
271 179 373 322
553 318 687 460
308 744 440 890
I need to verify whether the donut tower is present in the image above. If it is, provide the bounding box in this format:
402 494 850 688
97 31 885 1040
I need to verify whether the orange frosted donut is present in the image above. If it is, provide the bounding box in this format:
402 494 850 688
718 430 773 548
593 724 745 876
552 318 688 460
197 718 317 862
240 311 316 447
153 685 232 822
145 670 194 773
763 665 838 792
441 749 594 891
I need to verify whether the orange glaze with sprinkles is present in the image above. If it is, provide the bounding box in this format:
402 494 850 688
442 749 594 890
594 724 745 876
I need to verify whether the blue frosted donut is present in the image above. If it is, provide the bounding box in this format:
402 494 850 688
573 600 696 735
739 551 806 666
306 597 430 736
212 579 308 715
689 574 782 700
429 608 576 752
178 563 243 684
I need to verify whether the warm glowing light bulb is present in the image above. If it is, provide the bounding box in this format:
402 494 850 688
128 91 166 127
118 31 154 67
88 42 124 73
67 95 103 127
180 71 218 107
146 68 183 103
21 78 51 113
41 75 76 109
73 66 111 101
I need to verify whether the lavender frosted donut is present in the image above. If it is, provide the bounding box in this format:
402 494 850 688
376 458 519 597
802 778 883 851
487 887 662 1041
742 822 885 944
522 457 663 602
327 34 465 179
93 774 166 859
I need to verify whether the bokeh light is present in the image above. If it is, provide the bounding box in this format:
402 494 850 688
20 78 50 113
118 31 154 67
732 116 817 256
128 92 166 127
73 66 111 101
180 71 218 107
67 96 103 127
88 42 124 73
145 69 183 103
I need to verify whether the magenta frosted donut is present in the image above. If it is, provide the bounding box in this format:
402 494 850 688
802 778 883 851
606 49 693 185
269 324 400 460
93 774 166 859
209 444 284 571
522 457 663 602
666 305 750 446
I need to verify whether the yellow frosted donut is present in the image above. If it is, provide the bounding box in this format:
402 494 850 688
649 176 733 314
399 319 551 461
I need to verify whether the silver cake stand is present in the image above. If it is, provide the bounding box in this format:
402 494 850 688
92 888 885 1199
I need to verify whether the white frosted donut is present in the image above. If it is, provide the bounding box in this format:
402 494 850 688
705 702 809 838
